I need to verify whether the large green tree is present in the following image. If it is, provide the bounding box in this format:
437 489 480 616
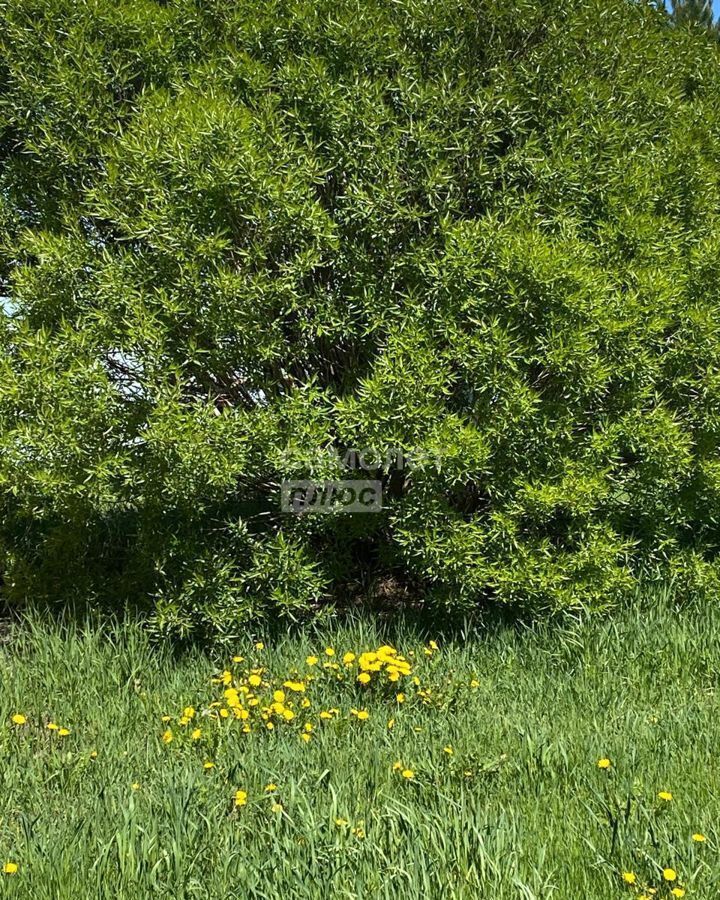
2 0 720 637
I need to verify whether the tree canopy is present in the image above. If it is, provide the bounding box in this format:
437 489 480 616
2 0 720 637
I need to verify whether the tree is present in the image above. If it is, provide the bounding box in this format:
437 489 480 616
670 0 715 28
2 0 720 638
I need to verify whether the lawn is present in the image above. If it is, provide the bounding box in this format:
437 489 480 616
0 589 717 899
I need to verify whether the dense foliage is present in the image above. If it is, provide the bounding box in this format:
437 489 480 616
2 0 720 636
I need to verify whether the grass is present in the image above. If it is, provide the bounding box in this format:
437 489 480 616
0 588 718 899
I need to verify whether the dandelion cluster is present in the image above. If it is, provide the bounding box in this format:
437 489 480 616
8 714 71 736
158 643 420 747
151 640 463 818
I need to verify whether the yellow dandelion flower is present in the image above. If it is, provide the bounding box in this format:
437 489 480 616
470 679 480 688
597 758 611 769
301 732 311 743
320 711 333 720
264 783 277 792
304 723 314 733
131 782 140 791
401 769 414 779
273 690 286 704
191 728 202 740
183 707 195 719
232 655 244 663
429 640 439 651
658 791 673 802
234 789 248 807
46 722 59 731
266 721 274 730
271 802 284 813
255 642 264 650
325 647 335 657
161 729 173 744
357 672 371 685
671 889 686 898
387 717 395 729
58 727 70 737
161 715 171 723
203 761 215 769
443 745 454 755
248 674 262 687
692 833 706 842
3 862 18 875
393 761 403 771
663 868 677 882
335 817 348 827
343 652 356 665
283 681 306 692
219 708 230 719
224 689 240 707
90 750 98 759
10 714 26 726
306 656 319 666
396 692 406 703
622 872 636 884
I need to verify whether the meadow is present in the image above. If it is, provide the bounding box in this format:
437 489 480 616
0 588 717 899
2 2 720 898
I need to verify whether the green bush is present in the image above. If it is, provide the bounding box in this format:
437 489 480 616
2 0 720 636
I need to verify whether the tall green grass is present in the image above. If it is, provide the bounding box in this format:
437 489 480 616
0 588 717 899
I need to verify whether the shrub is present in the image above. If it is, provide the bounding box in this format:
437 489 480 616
1 0 720 636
